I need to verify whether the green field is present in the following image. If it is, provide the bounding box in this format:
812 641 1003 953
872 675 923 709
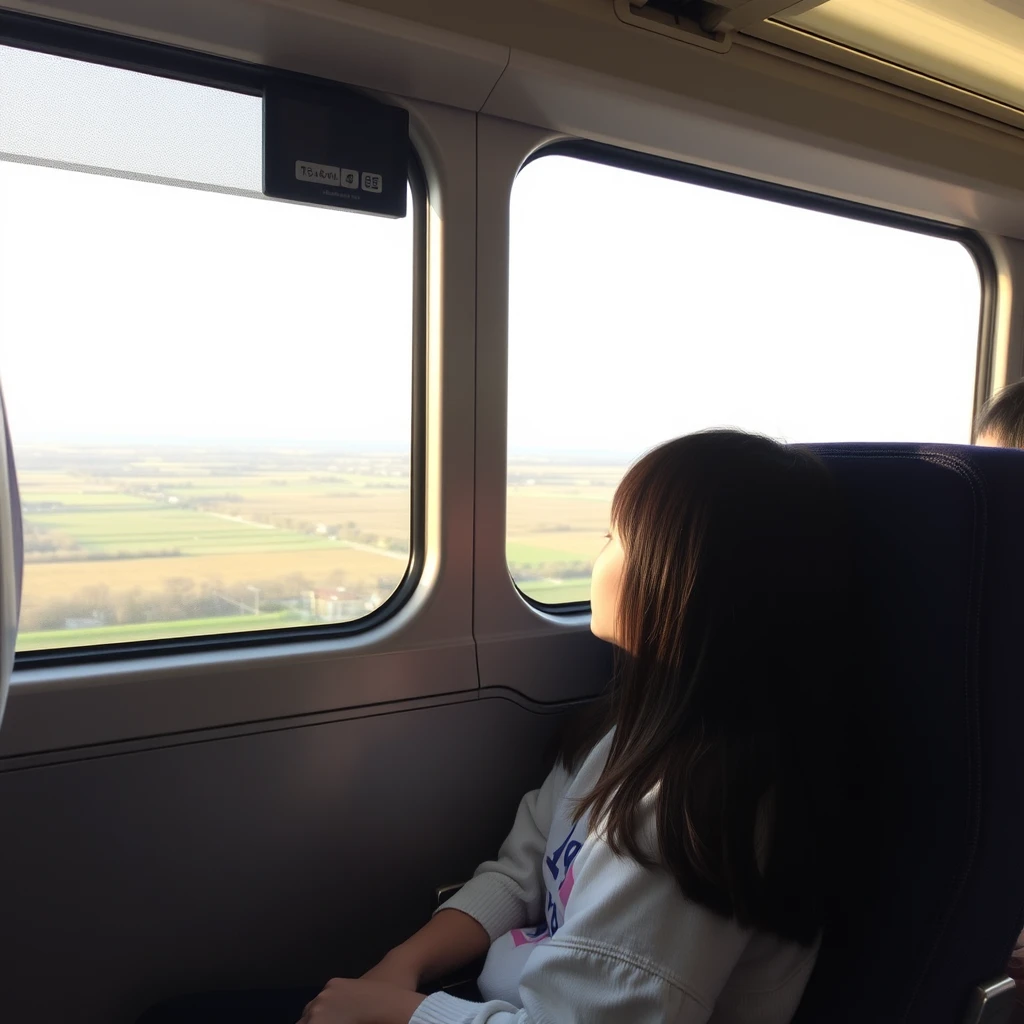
519 578 593 604
30 505 337 556
505 540 589 564
16 610 304 650
27 492 155 506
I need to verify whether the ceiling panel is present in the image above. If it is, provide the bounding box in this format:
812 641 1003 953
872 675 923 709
778 0 1024 113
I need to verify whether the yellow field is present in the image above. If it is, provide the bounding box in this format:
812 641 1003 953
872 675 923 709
20 546 405 621
506 465 621 568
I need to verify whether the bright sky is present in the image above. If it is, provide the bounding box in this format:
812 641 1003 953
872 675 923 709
509 160 981 455
0 45 413 450
0 43 983 460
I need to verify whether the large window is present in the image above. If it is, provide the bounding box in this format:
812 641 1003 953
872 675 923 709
0 44 417 652
507 150 983 606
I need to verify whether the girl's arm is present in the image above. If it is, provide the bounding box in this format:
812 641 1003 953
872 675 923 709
363 908 490 989
364 764 568 990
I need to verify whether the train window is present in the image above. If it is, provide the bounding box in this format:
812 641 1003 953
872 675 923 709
0 45 417 652
507 150 983 606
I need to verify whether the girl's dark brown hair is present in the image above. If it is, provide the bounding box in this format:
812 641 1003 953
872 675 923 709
976 380 1024 448
561 430 855 945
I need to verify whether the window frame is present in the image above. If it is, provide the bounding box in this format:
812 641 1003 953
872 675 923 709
506 138 996 614
0 11 428 667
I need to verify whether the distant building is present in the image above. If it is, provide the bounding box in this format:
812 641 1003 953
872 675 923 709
65 615 106 629
303 587 364 621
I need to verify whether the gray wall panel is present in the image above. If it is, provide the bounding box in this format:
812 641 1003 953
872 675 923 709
0 695 572 1023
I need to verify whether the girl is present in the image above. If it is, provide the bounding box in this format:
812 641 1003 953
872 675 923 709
302 429 854 1024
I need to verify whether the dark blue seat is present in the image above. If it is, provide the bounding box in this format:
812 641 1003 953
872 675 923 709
794 443 1024 1024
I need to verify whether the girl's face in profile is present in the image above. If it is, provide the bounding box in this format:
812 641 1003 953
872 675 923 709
590 525 625 646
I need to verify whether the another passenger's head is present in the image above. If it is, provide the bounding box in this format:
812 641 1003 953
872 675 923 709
576 430 854 944
976 381 1024 448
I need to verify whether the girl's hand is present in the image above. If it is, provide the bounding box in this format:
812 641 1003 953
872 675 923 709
297 977 426 1024
361 948 421 991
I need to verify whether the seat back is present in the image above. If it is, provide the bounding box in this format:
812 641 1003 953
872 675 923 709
794 443 1024 1023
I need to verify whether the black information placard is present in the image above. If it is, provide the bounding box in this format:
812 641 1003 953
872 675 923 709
263 84 408 218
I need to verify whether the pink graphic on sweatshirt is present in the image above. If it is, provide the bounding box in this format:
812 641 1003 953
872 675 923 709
543 824 584 935
558 863 576 907
511 924 550 947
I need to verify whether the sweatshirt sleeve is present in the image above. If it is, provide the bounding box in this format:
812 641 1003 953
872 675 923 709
437 763 567 942
411 822 762 1024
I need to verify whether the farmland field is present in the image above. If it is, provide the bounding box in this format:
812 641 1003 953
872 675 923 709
506 455 626 605
14 445 628 650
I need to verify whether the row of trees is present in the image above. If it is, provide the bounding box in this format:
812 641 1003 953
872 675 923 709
508 559 592 582
20 571 404 633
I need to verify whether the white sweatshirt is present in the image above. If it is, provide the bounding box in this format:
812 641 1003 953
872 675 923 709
410 731 819 1024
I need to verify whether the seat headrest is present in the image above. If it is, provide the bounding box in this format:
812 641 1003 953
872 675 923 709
794 443 1024 1023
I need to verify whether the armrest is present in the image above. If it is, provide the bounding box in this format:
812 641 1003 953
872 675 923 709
962 976 1017 1024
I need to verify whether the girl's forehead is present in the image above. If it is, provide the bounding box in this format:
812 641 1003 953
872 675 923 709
975 432 1004 448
